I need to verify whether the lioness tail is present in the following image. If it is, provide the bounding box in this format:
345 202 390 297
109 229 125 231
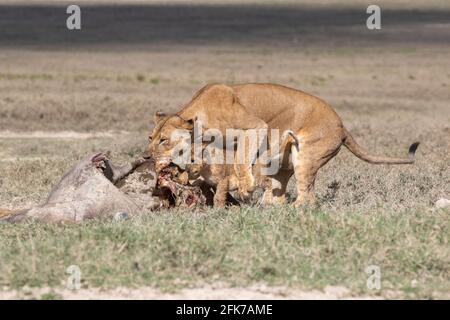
343 128 419 164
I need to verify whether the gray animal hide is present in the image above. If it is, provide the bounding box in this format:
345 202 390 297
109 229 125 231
3 152 159 223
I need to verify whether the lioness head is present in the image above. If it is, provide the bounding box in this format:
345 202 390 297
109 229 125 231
146 111 195 172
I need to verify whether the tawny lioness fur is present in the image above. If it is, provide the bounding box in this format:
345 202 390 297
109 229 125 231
147 113 266 207
147 112 295 208
147 83 419 207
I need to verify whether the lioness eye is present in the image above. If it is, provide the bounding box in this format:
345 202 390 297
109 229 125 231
159 139 168 145
148 136 152 142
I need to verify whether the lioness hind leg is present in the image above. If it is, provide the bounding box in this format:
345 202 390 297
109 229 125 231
291 139 342 207
292 158 318 207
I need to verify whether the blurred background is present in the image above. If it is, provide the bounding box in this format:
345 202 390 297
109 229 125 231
0 0 449 210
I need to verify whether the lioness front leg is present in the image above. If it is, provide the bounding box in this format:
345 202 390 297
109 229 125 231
234 163 255 201
214 177 229 208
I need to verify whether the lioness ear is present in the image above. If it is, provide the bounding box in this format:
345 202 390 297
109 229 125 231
153 110 167 125
176 116 196 131
185 118 195 131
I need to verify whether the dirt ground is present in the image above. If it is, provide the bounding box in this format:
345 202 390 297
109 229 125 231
0 0 449 299
1 284 385 300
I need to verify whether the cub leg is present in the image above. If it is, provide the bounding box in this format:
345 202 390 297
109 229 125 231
261 170 293 206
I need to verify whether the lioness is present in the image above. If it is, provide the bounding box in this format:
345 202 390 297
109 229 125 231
147 109 297 207
146 112 258 207
147 83 419 207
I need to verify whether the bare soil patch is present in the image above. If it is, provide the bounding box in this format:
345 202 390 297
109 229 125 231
1 285 383 300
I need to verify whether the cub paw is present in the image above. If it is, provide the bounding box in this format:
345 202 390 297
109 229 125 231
237 176 256 201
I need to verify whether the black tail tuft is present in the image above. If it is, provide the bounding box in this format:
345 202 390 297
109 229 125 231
408 142 420 161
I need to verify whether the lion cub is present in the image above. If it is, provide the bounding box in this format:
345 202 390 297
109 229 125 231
185 131 297 208
185 158 268 208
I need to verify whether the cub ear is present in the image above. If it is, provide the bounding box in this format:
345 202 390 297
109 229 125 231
153 110 168 125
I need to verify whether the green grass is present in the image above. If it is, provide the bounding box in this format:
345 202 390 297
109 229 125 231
0 206 448 298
